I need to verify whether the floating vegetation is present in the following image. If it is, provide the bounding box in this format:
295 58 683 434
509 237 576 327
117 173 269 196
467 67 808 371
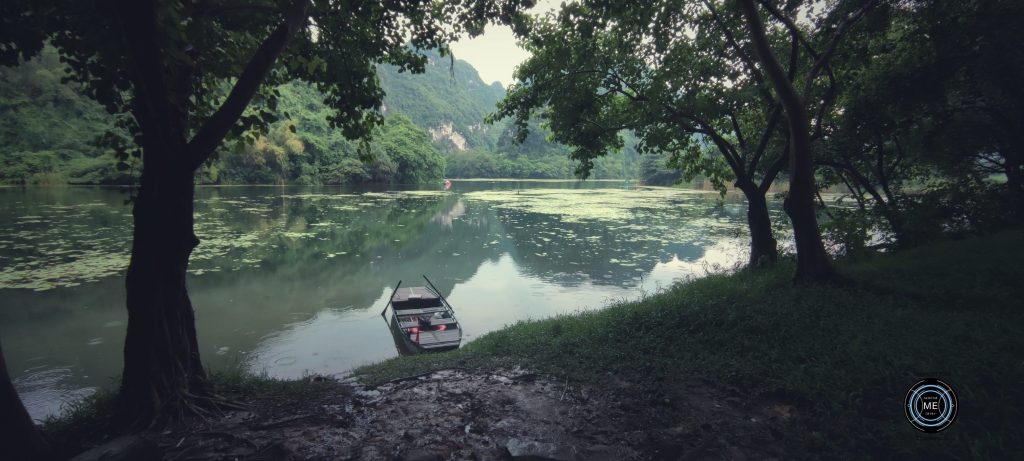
463 188 721 223
0 189 426 290
0 186 785 293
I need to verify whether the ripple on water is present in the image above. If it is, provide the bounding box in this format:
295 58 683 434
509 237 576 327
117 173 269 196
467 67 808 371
274 356 298 366
12 366 96 421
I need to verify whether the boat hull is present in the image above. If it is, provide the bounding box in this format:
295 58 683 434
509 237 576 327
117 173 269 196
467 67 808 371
384 284 462 355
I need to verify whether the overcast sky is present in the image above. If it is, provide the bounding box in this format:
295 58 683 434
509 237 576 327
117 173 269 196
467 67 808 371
448 0 562 88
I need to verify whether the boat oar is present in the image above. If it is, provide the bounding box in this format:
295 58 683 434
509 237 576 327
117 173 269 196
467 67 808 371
422 275 451 310
380 280 402 317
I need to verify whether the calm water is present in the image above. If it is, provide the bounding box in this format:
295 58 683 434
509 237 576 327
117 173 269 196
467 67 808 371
0 181 784 420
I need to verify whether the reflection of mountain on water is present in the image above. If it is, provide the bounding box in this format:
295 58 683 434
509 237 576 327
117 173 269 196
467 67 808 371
0 184 780 419
188 191 505 338
481 194 742 287
182 191 516 379
660 242 705 263
431 199 467 229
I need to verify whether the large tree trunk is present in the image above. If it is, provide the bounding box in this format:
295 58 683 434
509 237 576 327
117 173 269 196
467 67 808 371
740 184 778 266
0 340 52 460
739 0 833 282
118 140 207 425
781 107 833 281
111 0 309 426
1005 146 1023 199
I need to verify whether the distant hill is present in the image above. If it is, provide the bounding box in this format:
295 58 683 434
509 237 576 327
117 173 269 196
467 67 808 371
377 49 642 179
0 47 648 184
378 50 506 152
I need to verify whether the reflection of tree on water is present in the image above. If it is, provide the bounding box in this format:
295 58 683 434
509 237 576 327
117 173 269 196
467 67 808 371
659 242 705 263
491 198 746 287
0 185 780 419
184 191 515 351
431 199 467 229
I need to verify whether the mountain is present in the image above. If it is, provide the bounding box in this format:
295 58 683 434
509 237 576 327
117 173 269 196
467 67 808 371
378 50 506 152
0 47 643 184
377 49 641 179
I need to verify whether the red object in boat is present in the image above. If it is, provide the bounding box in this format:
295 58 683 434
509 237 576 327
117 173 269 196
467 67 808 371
408 326 421 343
436 324 447 331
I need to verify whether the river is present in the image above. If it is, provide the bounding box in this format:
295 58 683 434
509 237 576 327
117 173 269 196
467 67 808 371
0 180 785 420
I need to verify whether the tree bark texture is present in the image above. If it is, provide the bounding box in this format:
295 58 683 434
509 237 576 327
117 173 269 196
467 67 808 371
738 0 834 282
113 0 309 424
741 185 779 266
118 136 208 424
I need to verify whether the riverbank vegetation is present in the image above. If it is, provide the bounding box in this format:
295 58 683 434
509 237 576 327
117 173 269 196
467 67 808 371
355 228 1024 458
0 47 640 186
496 0 1023 278
1 0 1022 459
38 228 1024 459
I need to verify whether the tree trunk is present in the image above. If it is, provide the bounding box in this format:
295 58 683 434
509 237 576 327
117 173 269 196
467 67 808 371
739 0 833 282
0 340 52 460
1005 146 1023 198
118 140 207 425
740 184 779 266
111 0 309 426
782 112 834 281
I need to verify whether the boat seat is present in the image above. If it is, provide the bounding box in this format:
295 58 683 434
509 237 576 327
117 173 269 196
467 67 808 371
398 318 458 328
391 287 442 309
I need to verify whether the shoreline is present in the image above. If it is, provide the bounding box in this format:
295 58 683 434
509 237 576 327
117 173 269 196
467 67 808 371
43 229 1024 459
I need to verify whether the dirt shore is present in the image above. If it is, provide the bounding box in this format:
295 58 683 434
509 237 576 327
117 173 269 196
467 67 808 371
101 368 798 460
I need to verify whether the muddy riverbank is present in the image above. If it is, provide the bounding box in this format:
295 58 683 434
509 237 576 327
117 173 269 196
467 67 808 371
71 368 798 460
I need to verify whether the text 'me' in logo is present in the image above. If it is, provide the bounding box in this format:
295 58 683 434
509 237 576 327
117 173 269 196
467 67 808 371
905 378 957 433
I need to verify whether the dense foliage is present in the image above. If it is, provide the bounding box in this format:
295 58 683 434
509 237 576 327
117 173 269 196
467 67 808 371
0 52 448 185
0 47 133 184
1 46 644 184
357 228 1024 459
818 0 1024 248
1 0 544 439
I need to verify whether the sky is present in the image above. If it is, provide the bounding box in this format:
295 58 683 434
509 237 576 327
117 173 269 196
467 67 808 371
448 0 562 88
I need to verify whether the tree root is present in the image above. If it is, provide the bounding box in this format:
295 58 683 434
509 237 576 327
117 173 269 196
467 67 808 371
182 390 249 414
196 431 259 450
249 414 310 430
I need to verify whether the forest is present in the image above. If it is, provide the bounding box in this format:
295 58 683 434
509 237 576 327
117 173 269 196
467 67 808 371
0 47 643 185
1 0 1022 459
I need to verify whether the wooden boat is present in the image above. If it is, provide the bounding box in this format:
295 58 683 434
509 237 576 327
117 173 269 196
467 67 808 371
382 278 462 354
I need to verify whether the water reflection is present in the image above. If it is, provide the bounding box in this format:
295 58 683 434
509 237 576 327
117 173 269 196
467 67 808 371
0 182 782 420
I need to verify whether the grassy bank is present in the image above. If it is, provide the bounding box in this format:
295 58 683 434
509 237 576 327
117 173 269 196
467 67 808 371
355 229 1024 459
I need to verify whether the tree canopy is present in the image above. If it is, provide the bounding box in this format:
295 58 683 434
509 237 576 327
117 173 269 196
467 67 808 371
1 0 538 433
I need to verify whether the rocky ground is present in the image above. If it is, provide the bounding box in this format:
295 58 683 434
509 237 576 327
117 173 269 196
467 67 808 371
74 368 802 460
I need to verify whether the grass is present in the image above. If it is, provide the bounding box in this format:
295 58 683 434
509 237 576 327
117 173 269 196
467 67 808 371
207 362 337 396
39 363 334 456
37 230 1022 458
354 228 1024 459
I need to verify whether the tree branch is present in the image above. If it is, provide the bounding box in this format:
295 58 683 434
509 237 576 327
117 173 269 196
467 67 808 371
729 111 747 152
187 0 310 170
749 103 783 172
701 0 775 107
757 0 823 67
801 0 878 100
201 2 281 18
759 140 789 193
695 119 745 178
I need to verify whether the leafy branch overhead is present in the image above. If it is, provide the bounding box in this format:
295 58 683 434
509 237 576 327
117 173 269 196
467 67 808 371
2 0 538 163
